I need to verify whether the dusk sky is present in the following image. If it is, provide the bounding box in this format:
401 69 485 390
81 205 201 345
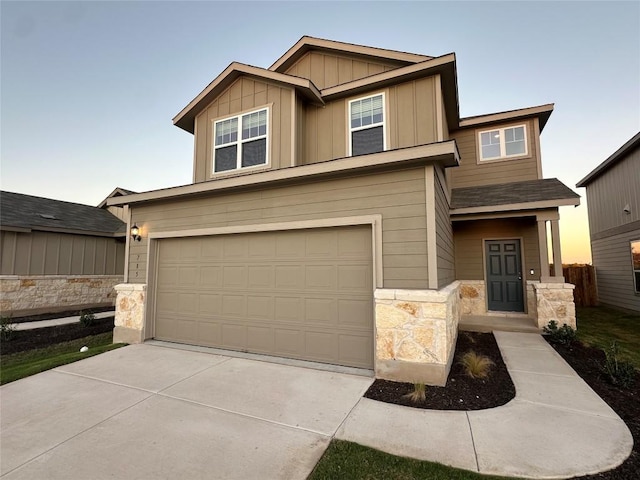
2 1 639 264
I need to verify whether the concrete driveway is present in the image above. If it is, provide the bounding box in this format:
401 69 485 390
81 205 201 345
0 344 373 479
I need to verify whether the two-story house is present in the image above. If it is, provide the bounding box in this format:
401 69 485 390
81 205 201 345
577 132 640 312
108 37 579 385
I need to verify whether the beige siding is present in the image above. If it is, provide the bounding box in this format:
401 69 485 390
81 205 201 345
434 165 454 287
584 150 640 236
449 120 539 188
591 227 640 312
453 218 540 281
301 77 437 165
284 51 402 89
0 231 125 276
193 77 293 182
129 169 429 289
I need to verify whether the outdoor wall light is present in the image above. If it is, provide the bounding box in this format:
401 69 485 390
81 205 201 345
530 269 535 275
131 224 141 242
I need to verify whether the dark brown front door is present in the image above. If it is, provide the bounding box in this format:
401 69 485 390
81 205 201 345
485 240 524 312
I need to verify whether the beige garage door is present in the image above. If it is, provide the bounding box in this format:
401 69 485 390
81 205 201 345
153 226 373 368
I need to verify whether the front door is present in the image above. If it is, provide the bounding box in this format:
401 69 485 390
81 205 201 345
485 240 524 312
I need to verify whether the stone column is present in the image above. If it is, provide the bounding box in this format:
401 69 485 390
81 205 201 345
533 282 576 329
113 283 147 344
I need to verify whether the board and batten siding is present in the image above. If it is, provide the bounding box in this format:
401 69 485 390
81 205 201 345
193 77 293 182
301 77 438 165
584 149 640 236
449 119 540 188
0 230 125 276
128 169 429 289
591 228 640 312
434 165 454 287
453 218 540 281
283 51 403 90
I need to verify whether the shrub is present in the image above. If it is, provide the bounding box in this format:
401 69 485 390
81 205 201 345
543 320 577 345
459 351 494 379
79 312 95 327
0 316 16 341
403 382 426 403
602 341 636 389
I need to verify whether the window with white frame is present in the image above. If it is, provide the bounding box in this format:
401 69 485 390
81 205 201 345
213 108 268 173
632 240 640 294
479 124 527 161
349 93 385 156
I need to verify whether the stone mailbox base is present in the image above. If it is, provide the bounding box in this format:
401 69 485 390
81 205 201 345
374 281 460 386
113 283 147 344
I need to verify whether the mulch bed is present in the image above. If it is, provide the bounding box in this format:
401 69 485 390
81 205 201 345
546 339 639 480
0 316 115 356
8 306 114 324
365 331 515 410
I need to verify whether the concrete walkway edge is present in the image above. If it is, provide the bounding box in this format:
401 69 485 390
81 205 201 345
335 331 634 479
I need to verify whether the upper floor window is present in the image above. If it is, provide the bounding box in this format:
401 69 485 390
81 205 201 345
349 93 385 156
479 124 527 161
214 108 268 173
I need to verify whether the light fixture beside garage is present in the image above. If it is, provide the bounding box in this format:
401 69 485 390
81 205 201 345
130 224 141 242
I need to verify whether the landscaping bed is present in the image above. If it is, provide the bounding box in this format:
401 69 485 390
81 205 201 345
8 306 114 324
1 316 115 355
365 331 515 410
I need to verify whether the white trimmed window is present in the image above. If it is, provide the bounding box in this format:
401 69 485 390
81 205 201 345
214 108 268 173
349 93 385 156
632 240 640 294
479 124 527 161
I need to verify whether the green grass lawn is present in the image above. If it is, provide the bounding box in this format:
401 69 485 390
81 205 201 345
309 440 518 480
1 332 126 385
576 306 640 369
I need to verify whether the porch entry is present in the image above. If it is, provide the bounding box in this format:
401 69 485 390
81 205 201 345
485 239 524 312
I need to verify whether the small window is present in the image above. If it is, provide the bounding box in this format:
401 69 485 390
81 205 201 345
632 240 640 294
213 108 268 173
478 124 527 161
349 93 385 156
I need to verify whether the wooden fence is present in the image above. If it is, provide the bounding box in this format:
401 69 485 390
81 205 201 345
562 265 598 307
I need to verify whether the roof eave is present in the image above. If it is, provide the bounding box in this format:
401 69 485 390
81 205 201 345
450 197 580 216
458 104 555 132
576 131 640 187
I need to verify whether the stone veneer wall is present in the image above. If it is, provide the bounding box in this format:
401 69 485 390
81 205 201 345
459 280 486 315
532 282 576 329
0 275 122 316
374 281 460 386
113 283 147 344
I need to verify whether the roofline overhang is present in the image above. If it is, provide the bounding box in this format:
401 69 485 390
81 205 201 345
97 187 136 208
108 141 460 207
458 103 555 132
320 53 460 131
450 197 580 216
173 62 324 134
0 225 125 237
269 35 432 73
576 131 640 187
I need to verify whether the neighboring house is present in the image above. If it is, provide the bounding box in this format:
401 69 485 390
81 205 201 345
108 36 579 385
0 190 128 316
577 132 640 313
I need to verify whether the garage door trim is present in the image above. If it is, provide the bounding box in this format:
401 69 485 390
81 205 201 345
143 215 383 341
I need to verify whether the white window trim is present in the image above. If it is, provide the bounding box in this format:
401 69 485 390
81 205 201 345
631 239 640 295
348 92 387 156
212 107 269 176
477 124 528 162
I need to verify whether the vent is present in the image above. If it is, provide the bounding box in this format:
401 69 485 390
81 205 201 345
39 214 57 220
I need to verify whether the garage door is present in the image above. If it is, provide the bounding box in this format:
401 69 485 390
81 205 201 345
153 226 373 368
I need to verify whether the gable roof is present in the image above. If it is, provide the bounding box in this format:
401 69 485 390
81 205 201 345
0 191 126 236
269 36 432 73
97 187 137 208
173 62 323 133
576 131 640 187
458 104 555 133
450 178 580 213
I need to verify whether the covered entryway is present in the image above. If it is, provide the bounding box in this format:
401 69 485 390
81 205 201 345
153 225 374 368
485 239 524 312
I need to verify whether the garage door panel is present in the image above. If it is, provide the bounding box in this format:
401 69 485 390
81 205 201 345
154 226 373 369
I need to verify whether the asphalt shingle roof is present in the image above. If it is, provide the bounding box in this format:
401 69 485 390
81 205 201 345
451 178 580 209
0 191 125 235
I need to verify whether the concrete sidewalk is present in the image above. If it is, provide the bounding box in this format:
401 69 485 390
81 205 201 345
12 311 114 331
337 331 634 479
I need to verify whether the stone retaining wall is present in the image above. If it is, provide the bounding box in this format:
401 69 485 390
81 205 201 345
374 281 460 386
113 283 147 344
532 282 576 329
0 275 122 317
